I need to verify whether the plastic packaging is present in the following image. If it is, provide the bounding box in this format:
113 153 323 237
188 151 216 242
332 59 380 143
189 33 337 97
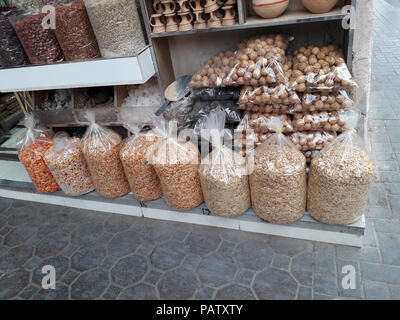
44 132 94 196
198 107 250 217
191 87 240 101
9 0 43 11
293 111 346 132
289 131 337 152
239 84 300 106
0 9 29 68
83 0 146 58
81 111 130 198
239 103 291 114
119 108 162 202
249 116 307 223
9 11 64 64
240 112 293 133
17 114 60 193
290 90 353 113
54 0 100 61
307 109 375 225
151 119 203 210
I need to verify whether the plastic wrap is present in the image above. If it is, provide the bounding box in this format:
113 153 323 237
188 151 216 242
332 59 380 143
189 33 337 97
290 90 353 113
293 111 346 132
190 100 241 128
119 108 162 202
248 116 307 223
191 87 240 101
0 10 29 68
239 84 300 106
81 111 130 198
44 132 94 196
151 119 203 210
289 131 336 152
9 0 43 11
239 103 290 114
17 114 60 193
9 11 64 64
83 0 146 58
198 107 250 217
240 112 293 133
307 109 375 225
54 0 100 61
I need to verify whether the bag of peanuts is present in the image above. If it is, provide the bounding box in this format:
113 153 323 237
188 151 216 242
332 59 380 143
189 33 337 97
293 111 346 132
150 118 204 210
248 116 307 224
119 109 162 203
198 107 250 217
239 84 300 106
17 114 60 193
290 90 353 113
44 132 94 196
307 108 375 225
81 111 130 198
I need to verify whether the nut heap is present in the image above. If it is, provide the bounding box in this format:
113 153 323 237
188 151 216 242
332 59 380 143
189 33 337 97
291 90 353 113
289 131 336 152
243 112 293 134
239 103 290 114
293 111 346 132
239 84 300 106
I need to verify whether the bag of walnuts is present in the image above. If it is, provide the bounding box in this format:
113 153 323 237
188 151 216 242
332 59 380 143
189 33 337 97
239 84 300 106
119 109 162 202
151 119 204 210
249 116 307 223
293 111 346 132
291 90 353 113
44 132 94 196
198 107 250 217
81 111 130 198
289 131 337 152
307 109 375 225
239 103 291 115
242 112 293 134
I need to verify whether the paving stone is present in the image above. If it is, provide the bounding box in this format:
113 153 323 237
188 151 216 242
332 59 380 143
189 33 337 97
197 253 236 287
144 270 163 285
368 184 389 207
71 268 110 300
67 208 105 225
150 240 188 271
234 269 254 287
171 230 189 242
336 260 362 299
158 267 198 300
140 221 179 244
364 219 378 247
376 161 398 172
0 244 33 272
0 197 12 213
385 183 400 195
194 286 215 300
314 243 335 276
71 243 107 272
0 225 13 236
0 215 6 229
374 219 400 234
253 268 298 300
363 281 390 300
60 243 79 258
389 196 400 216
35 232 70 259
234 240 273 271
59 223 78 233
97 232 115 245
185 231 221 256
118 284 158 300
135 242 155 257
0 269 30 299
377 233 400 265
181 253 201 271
100 255 121 270
71 223 103 246
361 262 400 284
104 215 133 234
218 241 236 256
389 286 400 299
365 206 392 218
215 284 256 300
313 293 339 300
297 286 312 300
32 256 69 286
18 285 40 300
314 273 337 296
24 256 43 271
336 246 380 263
60 270 80 286
103 285 123 300
33 284 69 300
268 237 310 257
111 255 148 287
107 230 141 257
6 206 38 226
272 254 290 270
0 244 8 257
291 251 313 287
381 171 400 183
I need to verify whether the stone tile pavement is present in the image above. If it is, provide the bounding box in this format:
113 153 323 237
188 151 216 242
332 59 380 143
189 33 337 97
1 0 400 300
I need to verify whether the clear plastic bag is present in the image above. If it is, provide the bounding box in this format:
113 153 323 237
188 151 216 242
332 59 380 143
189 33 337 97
119 108 162 202
290 90 353 113
150 118 203 210
44 131 94 196
0 9 29 68
9 0 44 11
293 111 346 132
239 84 300 106
240 112 293 134
198 107 250 217
17 114 60 193
83 0 146 58
9 11 64 65
191 87 240 101
249 116 307 223
289 131 337 152
307 108 375 225
81 111 130 198
239 103 291 115
54 0 100 61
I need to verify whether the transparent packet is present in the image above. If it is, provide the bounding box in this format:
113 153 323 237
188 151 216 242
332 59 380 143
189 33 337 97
293 110 346 132
290 90 353 113
239 84 300 106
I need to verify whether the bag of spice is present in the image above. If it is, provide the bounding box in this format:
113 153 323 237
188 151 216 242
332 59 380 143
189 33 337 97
0 9 30 68
17 114 60 193
119 109 162 202
54 0 100 61
198 107 250 217
81 111 130 198
44 131 94 196
83 0 146 58
249 116 307 223
307 108 375 225
151 118 203 210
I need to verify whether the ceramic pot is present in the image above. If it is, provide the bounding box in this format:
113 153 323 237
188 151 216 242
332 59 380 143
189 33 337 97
150 13 166 33
177 0 191 13
207 10 221 28
193 10 207 29
178 12 194 31
153 0 164 14
161 0 177 14
225 0 236 5
221 5 236 25
252 0 289 19
190 0 204 12
165 13 179 32
302 0 338 14
204 0 219 13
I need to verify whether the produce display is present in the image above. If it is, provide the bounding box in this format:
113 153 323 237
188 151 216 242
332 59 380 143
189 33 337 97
289 131 336 152
239 113 293 133
291 90 353 113
239 84 300 106
239 103 291 114
198 108 250 217
293 111 346 132
81 112 130 198
44 132 94 196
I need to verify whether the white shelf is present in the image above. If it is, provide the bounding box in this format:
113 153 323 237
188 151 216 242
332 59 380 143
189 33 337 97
0 47 155 93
